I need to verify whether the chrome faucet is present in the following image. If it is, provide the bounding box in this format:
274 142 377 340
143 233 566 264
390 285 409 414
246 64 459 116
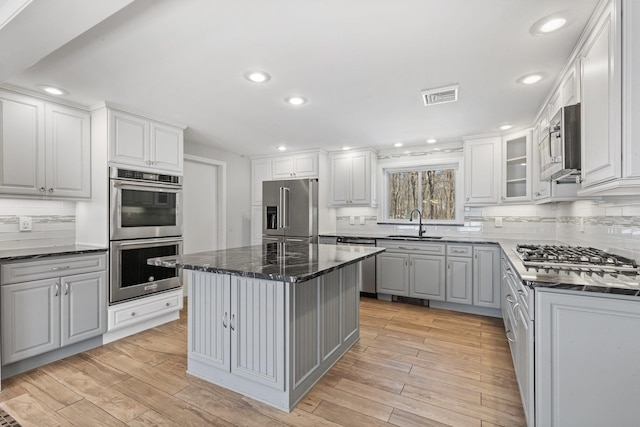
409 209 425 237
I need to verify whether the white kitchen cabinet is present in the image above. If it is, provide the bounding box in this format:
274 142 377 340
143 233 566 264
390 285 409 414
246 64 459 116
109 108 184 174
271 153 318 179
329 149 377 206
1 254 107 365
515 302 534 427
410 254 446 301
463 136 500 205
580 0 622 189
501 129 531 203
472 245 500 309
0 90 90 198
376 251 409 296
446 256 472 305
251 158 272 205
536 290 640 426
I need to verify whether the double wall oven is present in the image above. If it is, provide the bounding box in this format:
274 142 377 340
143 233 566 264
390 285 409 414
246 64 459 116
109 167 183 304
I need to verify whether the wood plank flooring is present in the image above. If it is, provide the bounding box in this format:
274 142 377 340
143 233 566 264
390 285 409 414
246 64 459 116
0 297 525 426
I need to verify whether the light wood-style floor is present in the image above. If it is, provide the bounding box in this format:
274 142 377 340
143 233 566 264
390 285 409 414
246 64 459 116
0 297 525 426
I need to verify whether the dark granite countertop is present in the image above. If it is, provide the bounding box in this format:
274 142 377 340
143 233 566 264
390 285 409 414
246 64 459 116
0 245 108 262
148 242 385 283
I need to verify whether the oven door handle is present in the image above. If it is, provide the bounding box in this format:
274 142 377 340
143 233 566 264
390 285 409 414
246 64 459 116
112 180 182 192
115 238 184 248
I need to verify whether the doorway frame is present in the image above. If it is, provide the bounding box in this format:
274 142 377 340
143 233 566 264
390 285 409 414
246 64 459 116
184 154 227 250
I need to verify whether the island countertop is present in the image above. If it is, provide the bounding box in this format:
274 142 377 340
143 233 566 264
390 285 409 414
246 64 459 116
148 242 385 283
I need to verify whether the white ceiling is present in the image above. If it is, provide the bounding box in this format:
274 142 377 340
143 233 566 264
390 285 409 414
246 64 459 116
2 0 600 156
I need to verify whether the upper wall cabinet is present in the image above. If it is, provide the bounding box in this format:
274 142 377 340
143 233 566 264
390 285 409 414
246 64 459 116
0 90 91 199
329 149 377 207
463 136 500 205
109 108 184 174
271 153 318 179
501 129 531 203
578 0 640 195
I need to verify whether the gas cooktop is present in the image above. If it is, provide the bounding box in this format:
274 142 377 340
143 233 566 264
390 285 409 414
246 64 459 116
515 244 639 277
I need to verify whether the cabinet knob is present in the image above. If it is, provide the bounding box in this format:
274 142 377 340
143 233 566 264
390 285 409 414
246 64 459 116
165 302 170 307
130 312 136 317
48 188 54 193
466 197 469 201
39 187 45 192
501 197 505 201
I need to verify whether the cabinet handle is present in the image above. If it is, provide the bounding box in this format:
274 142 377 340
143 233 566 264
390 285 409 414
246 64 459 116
230 314 236 331
448 262 451 269
501 197 505 201
51 266 71 271
517 289 524 295
505 294 516 304
39 187 46 192
64 283 69 295
506 330 515 343
54 282 60 297
223 312 228 328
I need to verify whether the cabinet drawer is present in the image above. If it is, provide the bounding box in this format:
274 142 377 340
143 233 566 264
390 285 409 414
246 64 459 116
446 245 472 257
110 291 181 331
377 240 445 255
1 253 106 285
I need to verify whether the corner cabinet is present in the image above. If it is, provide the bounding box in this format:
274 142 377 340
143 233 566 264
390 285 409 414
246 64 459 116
463 136 500 205
0 89 91 198
108 108 184 174
1 253 107 365
329 149 377 207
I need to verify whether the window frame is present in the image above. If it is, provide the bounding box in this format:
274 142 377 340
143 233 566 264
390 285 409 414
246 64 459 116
378 158 464 225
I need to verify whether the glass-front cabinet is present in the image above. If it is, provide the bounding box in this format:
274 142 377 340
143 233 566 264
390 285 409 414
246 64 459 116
501 129 532 202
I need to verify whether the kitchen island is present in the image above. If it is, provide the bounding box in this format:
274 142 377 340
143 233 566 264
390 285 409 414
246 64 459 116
149 242 383 412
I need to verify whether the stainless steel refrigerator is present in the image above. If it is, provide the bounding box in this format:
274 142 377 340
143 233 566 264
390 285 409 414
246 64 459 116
262 178 318 243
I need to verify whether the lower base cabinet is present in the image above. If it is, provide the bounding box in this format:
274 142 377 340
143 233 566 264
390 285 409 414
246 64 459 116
1 254 107 365
536 291 640 427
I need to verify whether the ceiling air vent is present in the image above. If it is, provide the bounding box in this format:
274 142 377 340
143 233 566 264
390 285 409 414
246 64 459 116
421 84 459 106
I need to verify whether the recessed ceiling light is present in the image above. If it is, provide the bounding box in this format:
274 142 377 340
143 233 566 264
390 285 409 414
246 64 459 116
244 70 271 83
500 125 513 131
394 143 403 147
342 146 351 151
277 145 287 151
36 84 67 96
286 96 307 105
517 73 545 85
531 15 567 35
427 139 437 144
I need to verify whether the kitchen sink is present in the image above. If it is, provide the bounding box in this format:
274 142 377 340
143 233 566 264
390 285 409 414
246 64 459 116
386 235 443 240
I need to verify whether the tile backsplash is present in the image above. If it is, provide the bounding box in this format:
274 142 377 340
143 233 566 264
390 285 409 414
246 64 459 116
335 199 640 261
0 199 76 249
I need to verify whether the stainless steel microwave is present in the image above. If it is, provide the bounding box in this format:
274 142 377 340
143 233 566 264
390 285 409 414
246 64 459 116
539 103 581 181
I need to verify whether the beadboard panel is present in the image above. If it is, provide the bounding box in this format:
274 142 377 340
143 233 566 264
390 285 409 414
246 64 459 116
231 277 285 391
321 269 342 361
188 271 230 371
293 278 320 387
341 263 360 342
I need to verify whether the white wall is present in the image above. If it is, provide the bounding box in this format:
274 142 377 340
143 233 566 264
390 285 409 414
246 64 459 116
184 141 251 249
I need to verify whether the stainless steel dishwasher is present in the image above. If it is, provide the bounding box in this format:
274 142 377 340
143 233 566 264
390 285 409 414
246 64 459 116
336 236 377 295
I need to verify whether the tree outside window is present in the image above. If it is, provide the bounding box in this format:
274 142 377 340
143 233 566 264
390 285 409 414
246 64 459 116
387 168 456 221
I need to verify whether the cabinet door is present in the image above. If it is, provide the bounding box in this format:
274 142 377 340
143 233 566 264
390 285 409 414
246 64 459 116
472 246 500 308
376 252 409 296
341 263 359 342
188 271 231 371
536 291 640 427
109 110 150 168
271 156 294 179
251 159 272 205
61 271 106 346
0 92 46 195
45 104 91 198
446 257 472 305
464 138 499 204
150 122 183 173
410 254 445 301
502 130 531 203
231 277 285 390
329 155 351 205
349 152 370 204
293 153 318 178
1 278 60 364
581 2 622 187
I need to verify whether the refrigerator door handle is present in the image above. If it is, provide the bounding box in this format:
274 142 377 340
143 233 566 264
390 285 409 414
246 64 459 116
278 187 283 229
282 186 290 229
